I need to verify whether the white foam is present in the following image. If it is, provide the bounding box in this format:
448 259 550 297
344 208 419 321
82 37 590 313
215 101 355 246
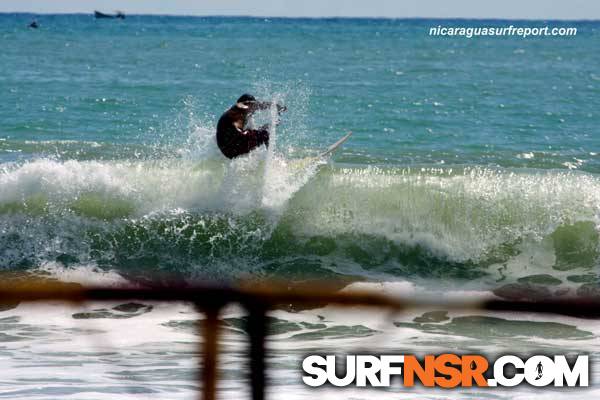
39 261 131 287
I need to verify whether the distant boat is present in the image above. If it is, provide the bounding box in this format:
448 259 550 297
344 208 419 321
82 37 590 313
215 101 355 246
29 20 39 29
94 11 125 19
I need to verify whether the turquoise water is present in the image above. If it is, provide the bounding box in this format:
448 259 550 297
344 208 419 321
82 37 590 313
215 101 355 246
1 13 600 400
2 15 599 169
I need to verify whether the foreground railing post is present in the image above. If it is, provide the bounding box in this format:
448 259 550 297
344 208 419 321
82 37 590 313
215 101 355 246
247 305 268 400
201 306 220 400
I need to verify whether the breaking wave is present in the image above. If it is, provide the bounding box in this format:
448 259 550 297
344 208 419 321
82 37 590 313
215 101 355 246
1 155 599 285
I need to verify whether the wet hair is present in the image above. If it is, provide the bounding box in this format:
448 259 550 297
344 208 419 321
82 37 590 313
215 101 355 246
237 94 256 103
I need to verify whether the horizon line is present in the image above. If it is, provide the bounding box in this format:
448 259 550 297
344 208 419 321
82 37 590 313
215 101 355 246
1 11 599 22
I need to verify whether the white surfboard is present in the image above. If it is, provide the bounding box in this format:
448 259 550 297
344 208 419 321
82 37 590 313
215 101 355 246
288 132 352 172
318 132 352 158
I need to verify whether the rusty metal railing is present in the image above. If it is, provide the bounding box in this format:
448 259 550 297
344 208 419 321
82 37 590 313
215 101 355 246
1 281 600 400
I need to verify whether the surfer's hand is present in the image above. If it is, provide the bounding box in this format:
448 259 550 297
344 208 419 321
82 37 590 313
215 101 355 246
277 104 287 114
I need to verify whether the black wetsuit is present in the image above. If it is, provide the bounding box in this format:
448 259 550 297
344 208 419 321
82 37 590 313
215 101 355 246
216 102 270 159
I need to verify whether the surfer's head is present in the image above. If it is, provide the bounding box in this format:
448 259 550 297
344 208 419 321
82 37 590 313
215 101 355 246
237 94 256 103
235 94 257 111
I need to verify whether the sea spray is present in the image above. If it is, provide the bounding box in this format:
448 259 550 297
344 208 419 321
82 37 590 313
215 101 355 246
1 162 598 285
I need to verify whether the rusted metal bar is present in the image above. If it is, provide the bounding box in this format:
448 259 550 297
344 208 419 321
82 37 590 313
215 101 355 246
202 307 220 400
1 283 600 318
484 298 600 319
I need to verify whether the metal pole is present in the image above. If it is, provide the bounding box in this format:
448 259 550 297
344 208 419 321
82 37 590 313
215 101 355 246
202 307 220 400
247 305 267 400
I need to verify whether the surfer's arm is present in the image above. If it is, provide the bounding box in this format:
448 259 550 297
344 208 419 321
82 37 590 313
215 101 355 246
241 127 269 148
245 101 287 113
241 126 269 135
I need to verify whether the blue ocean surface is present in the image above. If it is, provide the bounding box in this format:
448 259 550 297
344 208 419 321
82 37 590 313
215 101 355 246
1 15 599 168
0 14 599 399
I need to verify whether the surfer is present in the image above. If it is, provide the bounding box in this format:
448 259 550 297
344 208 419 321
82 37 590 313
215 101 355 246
535 361 543 380
216 94 286 159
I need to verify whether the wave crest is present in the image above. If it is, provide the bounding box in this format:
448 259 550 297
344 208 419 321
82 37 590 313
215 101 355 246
1 160 599 281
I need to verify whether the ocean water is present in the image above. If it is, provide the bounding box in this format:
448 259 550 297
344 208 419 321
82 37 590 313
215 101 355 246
1 14 600 399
